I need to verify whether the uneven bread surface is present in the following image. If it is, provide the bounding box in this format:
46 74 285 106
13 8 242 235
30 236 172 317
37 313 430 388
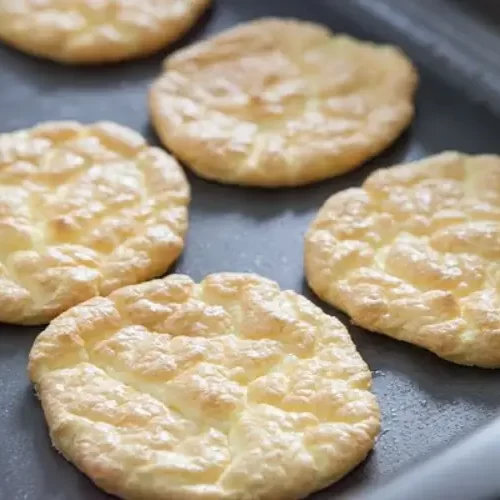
29 273 380 500
150 17 417 187
0 0 210 64
0 121 189 324
305 152 500 367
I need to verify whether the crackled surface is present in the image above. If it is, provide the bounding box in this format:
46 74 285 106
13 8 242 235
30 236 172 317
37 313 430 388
29 273 380 500
305 152 500 367
150 18 417 187
0 0 210 64
0 121 189 324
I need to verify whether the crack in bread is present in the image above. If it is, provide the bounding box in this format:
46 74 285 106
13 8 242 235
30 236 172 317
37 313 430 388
0 0 210 64
0 121 189 324
29 273 380 500
150 18 417 187
305 152 500 367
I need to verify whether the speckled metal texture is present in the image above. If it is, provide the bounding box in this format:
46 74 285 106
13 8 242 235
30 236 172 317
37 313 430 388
1 1 500 499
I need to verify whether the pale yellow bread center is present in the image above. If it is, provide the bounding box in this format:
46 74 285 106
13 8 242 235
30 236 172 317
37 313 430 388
0 0 211 64
305 152 500 367
29 273 380 500
150 17 417 187
0 121 189 324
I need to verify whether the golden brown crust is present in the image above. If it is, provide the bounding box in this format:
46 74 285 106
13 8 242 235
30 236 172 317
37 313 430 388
150 17 417 187
305 151 500 367
0 121 189 325
0 0 210 64
29 273 380 500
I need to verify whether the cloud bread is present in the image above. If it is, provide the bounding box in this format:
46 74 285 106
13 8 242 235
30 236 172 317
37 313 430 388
305 151 500 367
29 273 380 500
0 121 189 325
149 18 417 187
0 0 211 64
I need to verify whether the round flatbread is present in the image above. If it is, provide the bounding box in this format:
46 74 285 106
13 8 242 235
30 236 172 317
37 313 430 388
0 0 211 64
0 121 189 325
305 151 500 368
29 273 380 500
150 18 417 187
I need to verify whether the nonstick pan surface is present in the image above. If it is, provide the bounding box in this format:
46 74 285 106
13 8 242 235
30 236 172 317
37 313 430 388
1 1 500 499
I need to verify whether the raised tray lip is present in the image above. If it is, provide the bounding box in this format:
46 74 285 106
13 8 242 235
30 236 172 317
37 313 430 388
339 2 500 495
328 0 500 118
347 414 500 500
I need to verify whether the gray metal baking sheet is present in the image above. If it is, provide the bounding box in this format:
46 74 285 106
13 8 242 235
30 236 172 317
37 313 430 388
1 1 500 499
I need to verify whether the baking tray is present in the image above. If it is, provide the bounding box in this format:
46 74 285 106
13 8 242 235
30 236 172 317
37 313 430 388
1 1 500 499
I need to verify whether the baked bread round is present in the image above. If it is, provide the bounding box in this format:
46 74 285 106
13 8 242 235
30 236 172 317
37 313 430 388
29 273 380 500
0 0 210 64
0 121 189 325
150 17 417 187
305 151 500 368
